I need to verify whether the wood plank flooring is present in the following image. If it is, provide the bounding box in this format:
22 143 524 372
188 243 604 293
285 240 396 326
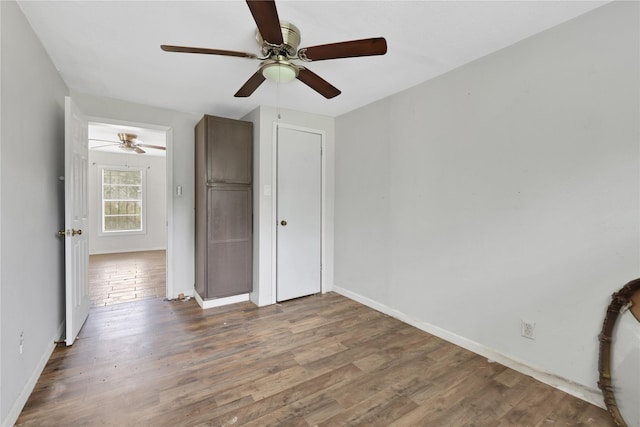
89 250 166 307
16 293 614 426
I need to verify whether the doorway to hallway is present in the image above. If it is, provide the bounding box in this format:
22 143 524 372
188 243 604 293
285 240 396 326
87 120 171 302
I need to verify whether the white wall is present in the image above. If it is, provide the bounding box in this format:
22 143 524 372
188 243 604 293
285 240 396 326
243 106 335 306
88 150 166 254
71 92 200 299
0 1 69 425
335 1 639 406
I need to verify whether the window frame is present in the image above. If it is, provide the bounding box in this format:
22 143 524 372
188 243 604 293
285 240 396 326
98 166 147 236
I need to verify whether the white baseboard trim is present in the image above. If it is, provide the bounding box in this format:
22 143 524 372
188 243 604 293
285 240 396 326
2 322 64 427
194 292 250 309
332 286 605 409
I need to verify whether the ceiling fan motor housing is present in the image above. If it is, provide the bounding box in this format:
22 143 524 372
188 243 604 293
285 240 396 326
117 133 137 143
256 21 300 57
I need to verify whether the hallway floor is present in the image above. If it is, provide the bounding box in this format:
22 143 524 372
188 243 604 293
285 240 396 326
89 250 166 307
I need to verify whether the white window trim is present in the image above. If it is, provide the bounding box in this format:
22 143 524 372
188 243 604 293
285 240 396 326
98 165 147 236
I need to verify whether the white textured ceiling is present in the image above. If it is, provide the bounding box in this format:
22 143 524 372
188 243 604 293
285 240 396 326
17 1 608 119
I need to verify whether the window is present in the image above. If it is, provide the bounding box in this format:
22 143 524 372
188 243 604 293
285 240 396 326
101 168 145 233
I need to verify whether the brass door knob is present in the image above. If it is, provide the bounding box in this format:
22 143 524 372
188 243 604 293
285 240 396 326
71 229 82 236
280 220 287 226
57 229 65 237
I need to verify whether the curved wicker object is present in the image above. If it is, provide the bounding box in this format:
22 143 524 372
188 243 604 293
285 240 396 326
598 278 640 427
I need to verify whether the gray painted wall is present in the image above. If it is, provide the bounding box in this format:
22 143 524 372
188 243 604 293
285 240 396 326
0 1 69 424
335 1 639 401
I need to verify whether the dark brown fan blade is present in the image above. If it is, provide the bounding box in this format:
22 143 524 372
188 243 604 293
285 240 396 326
296 68 341 99
300 37 387 61
246 0 283 45
161 45 257 59
234 71 266 97
137 144 166 151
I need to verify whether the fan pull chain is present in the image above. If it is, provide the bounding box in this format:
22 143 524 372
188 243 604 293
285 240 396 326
277 78 282 121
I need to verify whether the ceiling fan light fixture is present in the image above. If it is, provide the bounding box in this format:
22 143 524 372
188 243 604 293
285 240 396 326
162 1 387 98
261 60 298 83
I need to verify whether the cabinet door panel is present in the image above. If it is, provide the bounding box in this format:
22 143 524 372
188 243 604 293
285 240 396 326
206 186 252 298
207 116 252 184
207 241 252 298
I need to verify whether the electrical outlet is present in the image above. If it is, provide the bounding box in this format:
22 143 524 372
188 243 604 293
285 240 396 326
521 320 536 340
19 331 24 354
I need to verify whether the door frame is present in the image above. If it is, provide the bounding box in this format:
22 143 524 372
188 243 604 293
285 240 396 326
86 115 174 298
271 122 327 304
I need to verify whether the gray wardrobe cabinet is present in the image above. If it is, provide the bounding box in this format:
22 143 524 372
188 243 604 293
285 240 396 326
195 115 253 301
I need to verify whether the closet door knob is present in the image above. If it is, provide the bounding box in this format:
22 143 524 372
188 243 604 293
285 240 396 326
280 220 287 226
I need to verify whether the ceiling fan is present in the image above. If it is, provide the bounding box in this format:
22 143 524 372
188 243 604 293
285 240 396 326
160 0 387 99
89 133 166 154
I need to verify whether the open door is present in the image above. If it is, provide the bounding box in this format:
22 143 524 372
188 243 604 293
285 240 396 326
64 96 90 346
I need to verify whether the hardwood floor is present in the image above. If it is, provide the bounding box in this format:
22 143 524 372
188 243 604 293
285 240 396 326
89 250 166 307
16 293 614 426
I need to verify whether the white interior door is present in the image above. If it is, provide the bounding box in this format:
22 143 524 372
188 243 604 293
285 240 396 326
276 126 322 302
65 96 90 346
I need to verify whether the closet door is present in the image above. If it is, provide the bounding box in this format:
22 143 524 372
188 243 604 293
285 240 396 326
276 127 322 302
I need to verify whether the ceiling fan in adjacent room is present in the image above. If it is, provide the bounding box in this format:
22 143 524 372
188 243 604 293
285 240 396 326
160 0 387 99
89 133 165 154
